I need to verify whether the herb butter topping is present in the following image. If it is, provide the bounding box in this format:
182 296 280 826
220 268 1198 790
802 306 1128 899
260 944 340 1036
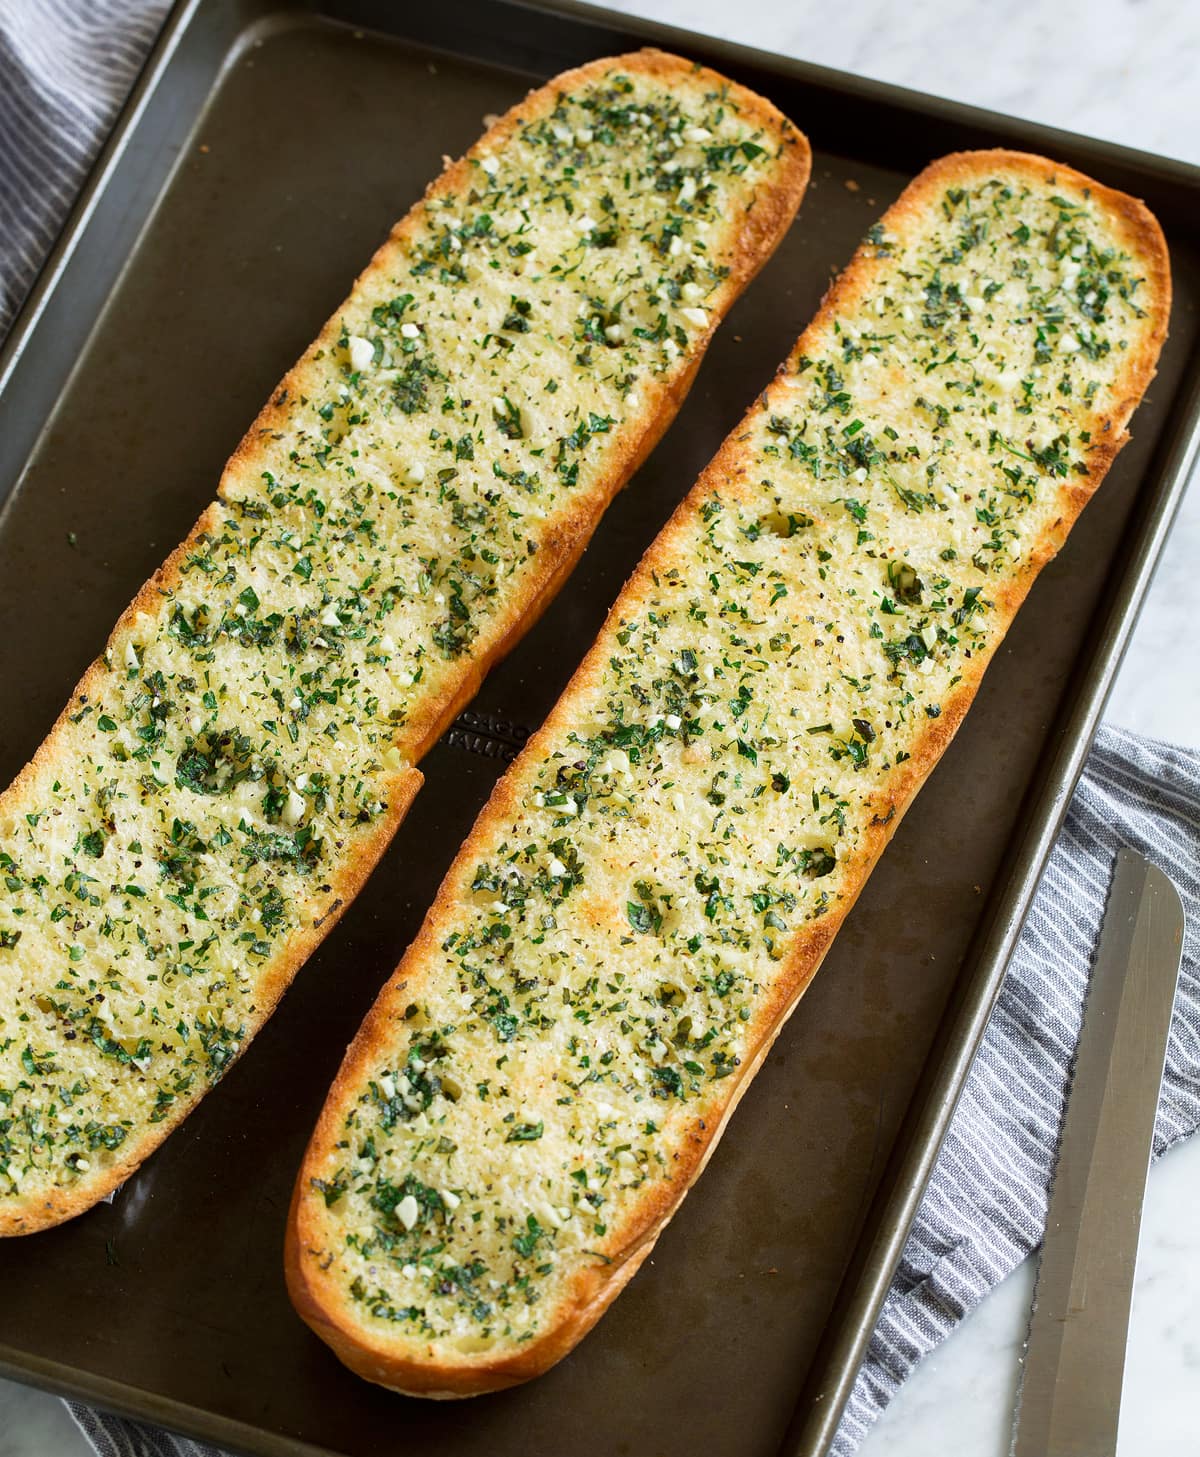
0 61 790 1213
301 167 1158 1356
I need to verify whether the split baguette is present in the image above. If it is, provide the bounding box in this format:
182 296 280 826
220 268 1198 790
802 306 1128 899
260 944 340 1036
288 149 1170 1396
0 50 809 1234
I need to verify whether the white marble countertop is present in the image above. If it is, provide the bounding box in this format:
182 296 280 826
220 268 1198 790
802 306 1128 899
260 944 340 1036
2 1 1198 1454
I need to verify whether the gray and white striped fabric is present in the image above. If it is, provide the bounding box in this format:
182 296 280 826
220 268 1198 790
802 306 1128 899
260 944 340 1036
69 1406 226 1457
2 9 1198 1457
0 0 167 339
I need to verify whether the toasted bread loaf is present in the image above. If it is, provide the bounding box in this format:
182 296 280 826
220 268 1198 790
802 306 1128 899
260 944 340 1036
288 150 1169 1396
0 51 809 1235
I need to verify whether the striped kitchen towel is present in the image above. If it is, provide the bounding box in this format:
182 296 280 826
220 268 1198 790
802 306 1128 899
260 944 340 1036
0 0 167 339
2 8 1198 1457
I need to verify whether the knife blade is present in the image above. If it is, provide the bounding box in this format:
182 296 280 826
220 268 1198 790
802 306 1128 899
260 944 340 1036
1010 848 1185 1457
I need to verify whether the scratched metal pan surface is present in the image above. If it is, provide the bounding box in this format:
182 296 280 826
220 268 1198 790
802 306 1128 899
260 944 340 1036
0 3 1198 1456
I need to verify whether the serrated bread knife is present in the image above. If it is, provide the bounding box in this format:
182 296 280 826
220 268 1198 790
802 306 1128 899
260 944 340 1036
1010 848 1185 1456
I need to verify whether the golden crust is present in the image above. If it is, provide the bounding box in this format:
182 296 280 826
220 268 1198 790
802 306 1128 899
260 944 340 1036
0 49 811 1237
286 148 1171 1394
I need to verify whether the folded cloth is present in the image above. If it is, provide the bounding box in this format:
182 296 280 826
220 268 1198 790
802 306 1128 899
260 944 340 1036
2 12 1197 1457
0 0 167 338
69 1406 227 1457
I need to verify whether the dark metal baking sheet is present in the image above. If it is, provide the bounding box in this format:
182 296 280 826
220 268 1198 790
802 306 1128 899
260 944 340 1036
0 4 1197 1456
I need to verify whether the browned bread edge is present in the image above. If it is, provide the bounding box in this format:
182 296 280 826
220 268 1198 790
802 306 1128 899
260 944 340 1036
286 147 1170 1396
0 49 811 1236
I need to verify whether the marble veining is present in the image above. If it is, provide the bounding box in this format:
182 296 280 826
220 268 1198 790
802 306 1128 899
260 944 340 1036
861 1138 1200 1456
2 1 1198 1453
